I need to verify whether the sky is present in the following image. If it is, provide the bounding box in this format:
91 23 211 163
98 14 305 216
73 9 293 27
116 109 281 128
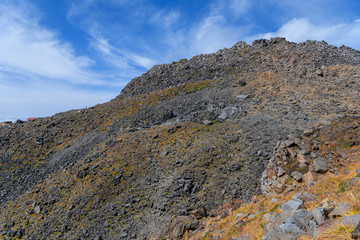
0 0 360 122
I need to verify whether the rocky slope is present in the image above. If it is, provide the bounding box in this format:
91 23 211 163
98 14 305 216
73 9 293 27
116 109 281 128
189 117 360 239
0 38 359 239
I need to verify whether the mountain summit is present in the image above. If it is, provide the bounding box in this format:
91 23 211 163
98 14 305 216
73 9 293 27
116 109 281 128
0 38 359 239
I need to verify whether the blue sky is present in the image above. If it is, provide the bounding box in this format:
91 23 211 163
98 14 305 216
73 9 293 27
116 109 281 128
0 0 360 122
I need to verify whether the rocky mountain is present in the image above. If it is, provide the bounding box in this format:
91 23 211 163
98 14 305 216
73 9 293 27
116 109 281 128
0 37 359 239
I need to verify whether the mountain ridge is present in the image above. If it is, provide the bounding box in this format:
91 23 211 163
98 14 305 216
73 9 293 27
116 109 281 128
0 38 359 239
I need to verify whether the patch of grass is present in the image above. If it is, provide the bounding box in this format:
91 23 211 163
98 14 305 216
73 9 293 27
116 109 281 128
270 203 279 213
338 180 348 193
318 224 355 239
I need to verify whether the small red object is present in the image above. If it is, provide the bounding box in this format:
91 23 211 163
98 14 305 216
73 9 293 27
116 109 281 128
27 117 38 121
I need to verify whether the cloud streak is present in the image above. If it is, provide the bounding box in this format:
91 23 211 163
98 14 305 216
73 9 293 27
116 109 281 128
0 1 105 85
252 18 360 50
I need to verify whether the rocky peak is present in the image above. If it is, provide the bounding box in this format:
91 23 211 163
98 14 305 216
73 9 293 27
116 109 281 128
120 38 360 98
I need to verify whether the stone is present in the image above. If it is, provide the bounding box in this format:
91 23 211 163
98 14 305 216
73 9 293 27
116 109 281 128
312 207 326 224
218 107 238 120
277 168 286 177
185 219 199 230
307 181 315 187
316 69 324 77
352 220 360 239
345 177 360 191
271 198 279 204
291 171 303 181
313 157 329 173
296 152 307 164
308 220 317 237
289 209 314 230
282 199 303 214
159 151 169 157
319 201 337 216
160 217 186 239
235 94 249 100
120 232 128 238
34 205 41 215
318 119 332 126
303 172 318 184
261 229 298 240
316 219 337 235
235 212 244 221
231 234 252 240
282 222 306 235
341 213 360 227
303 129 314 137
190 206 207 219
285 140 295 147
203 120 213 126
330 202 351 218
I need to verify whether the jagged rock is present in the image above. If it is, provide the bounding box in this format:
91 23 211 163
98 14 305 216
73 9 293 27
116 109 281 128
290 171 303 181
345 177 360 191
282 199 303 214
303 129 314 137
352 221 360 239
235 95 249 100
262 229 298 240
160 217 187 239
308 220 317 237
312 207 326 224
282 222 306 235
341 213 360 227
289 209 313 230
313 157 329 173
218 107 238 120
190 206 207 219
34 205 41 215
330 202 351 218
316 69 324 77
303 172 318 185
319 201 337 217
296 152 307 164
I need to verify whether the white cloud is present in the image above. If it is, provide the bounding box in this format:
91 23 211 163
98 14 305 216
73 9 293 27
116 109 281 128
190 15 245 54
251 18 360 50
150 10 180 28
0 1 105 85
229 0 251 16
89 33 156 70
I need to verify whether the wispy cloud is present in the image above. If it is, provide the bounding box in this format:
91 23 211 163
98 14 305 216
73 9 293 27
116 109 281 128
0 1 104 85
251 18 360 49
190 16 245 54
150 10 180 28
